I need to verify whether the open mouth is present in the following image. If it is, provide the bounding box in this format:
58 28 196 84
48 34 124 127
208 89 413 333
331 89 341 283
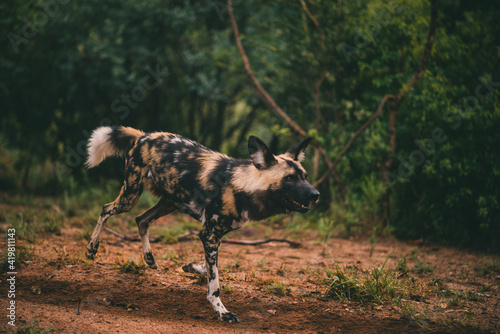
285 198 311 213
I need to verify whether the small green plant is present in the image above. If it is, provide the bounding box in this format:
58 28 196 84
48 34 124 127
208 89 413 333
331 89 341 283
0 244 35 273
276 262 287 277
395 257 409 276
225 261 241 271
257 258 266 267
9 213 39 243
413 261 435 274
429 277 451 297
322 265 363 301
368 227 378 257
42 213 64 235
164 249 181 265
114 258 149 275
223 284 233 293
9 317 54 333
363 258 401 303
267 279 291 296
317 217 335 255
322 257 408 304
474 258 500 277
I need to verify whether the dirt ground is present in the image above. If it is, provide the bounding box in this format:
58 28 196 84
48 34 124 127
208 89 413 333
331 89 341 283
1 203 499 334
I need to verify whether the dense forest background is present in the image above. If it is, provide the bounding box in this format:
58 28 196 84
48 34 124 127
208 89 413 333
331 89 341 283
1 0 499 249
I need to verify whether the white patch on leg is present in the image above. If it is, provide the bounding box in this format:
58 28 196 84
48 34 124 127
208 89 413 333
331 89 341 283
207 269 228 316
140 233 152 255
89 214 109 245
183 263 207 275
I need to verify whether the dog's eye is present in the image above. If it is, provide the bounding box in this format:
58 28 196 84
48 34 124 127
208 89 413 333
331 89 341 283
284 175 297 182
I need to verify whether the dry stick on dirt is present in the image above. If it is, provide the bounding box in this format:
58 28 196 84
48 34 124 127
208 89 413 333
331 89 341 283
227 0 346 194
178 230 301 248
379 0 438 225
104 227 300 247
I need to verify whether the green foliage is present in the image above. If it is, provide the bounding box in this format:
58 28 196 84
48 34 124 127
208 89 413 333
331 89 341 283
474 258 500 278
114 258 149 275
322 258 407 304
1 0 499 248
5 317 54 334
267 278 291 296
413 261 435 274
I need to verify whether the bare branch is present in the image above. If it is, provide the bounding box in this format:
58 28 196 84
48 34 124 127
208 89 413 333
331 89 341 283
105 227 299 247
314 95 394 187
227 0 345 192
396 0 438 105
223 237 301 248
316 0 438 187
227 0 307 138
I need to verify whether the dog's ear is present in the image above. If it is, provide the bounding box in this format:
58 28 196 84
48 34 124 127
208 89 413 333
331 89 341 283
248 136 277 170
286 137 312 162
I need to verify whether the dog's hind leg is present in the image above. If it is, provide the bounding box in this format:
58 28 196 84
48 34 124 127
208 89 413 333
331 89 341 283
135 196 176 269
87 166 144 260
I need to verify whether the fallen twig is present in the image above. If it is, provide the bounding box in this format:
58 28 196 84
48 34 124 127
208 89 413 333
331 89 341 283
223 237 301 248
103 227 299 247
103 227 161 243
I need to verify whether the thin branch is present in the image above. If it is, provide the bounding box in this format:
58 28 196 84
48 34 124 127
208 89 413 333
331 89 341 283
223 237 301 248
382 0 438 170
227 0 343 191
104 227 300 247
316 0 438 187
314 95 393 187
227 0 307 138
396 0 438 105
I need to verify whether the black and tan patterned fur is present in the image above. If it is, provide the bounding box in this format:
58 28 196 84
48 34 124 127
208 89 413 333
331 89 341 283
85 126 319 323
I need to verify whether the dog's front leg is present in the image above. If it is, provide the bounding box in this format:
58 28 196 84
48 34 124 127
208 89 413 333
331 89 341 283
199 228 239 323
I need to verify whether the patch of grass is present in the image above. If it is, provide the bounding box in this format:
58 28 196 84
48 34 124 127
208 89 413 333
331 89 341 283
114 258 149 275
8 213 40 243
276 262 287 277
5 317 54 333
49 248 90 268
413 260 435 274
450 290 485 305
40 211 65 235
317 217 335 255
429 277 452 297
224 261 241 271
267 278 291 296
0 244 35 273
322 265 363 301
474 258 500 277
163 249 182 265
321 257 409 304
223 284 233 293
257 258 266 267
395 257 410 276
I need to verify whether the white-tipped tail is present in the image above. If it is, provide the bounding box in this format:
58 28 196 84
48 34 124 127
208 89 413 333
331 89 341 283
86 127 116 168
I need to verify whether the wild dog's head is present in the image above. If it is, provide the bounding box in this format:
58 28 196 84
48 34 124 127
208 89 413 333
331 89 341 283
247 136 320 214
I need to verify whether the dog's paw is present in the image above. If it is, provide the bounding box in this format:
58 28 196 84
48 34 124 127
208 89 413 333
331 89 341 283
218 311 239 323
182 263 207 275
86 241 99 260
144 252 157 269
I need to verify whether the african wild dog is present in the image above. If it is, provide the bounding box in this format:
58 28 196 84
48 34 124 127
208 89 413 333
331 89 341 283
85 126 319 323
